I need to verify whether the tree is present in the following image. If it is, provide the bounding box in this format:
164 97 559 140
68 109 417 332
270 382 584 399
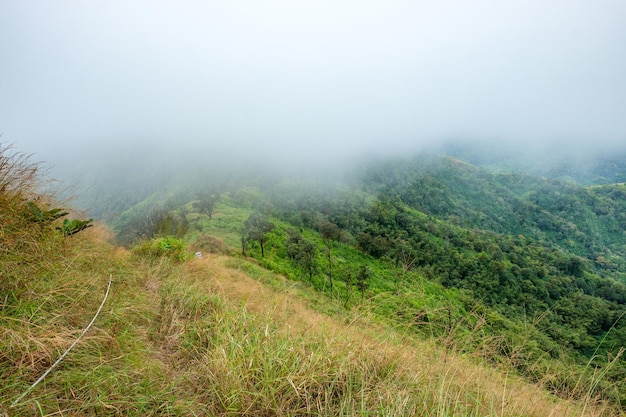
319 220 342 299
193 193 219 219
154 211 189 238
357 265 371 303
243 212 275 257
286 230 318 286
343 268 356 308
393 238 418 294
241 228 248 256
116 206 185 246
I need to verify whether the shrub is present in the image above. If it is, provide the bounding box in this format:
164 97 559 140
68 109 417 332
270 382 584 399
132 236 188 262
191 234 233 255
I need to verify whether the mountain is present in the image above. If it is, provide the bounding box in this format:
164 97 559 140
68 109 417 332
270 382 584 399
440 139 626 185
4 142 626 414
100 148 626 408
359 154 626 276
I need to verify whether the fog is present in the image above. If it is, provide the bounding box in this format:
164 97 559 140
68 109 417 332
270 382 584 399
1 1 625 179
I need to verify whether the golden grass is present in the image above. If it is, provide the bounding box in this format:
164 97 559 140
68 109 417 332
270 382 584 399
176 254 617 416
1 221 620 416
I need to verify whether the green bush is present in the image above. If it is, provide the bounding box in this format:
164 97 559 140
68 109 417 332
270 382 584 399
132 236 188 262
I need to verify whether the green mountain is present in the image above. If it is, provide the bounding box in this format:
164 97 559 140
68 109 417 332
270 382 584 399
104 149 626 408
440 140 626 185
4 142 626 414
359 154 626 275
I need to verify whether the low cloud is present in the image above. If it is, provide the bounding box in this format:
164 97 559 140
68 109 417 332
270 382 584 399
1 0 625 173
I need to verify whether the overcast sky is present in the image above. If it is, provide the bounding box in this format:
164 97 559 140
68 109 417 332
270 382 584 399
1 0 625 169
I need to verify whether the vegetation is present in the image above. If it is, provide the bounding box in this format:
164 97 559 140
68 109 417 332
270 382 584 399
25 202 68 226
3 142 626 415
242 212 275 257
442 140 626 185
286 229 318 285
131 236 188 262
58 218 94 237
126 153 626 408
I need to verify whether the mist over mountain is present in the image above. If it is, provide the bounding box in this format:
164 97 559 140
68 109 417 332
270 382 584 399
78 144 624 407
2 0 625 177
4 2 626 413
7 142 626 415
438 140 626 185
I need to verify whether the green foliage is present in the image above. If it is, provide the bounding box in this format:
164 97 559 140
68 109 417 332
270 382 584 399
193 192 219 218
361 155 626 273
102 149 626 408
356 264 371 303
153 211 189 238
215 166 626 406
57 218 94 236
132 236 188 262
319 219 343 242
25 201 68 225
286 229 318 285
242 212 275 257
15 142 626 414
115 205 189 246
443 140 626 185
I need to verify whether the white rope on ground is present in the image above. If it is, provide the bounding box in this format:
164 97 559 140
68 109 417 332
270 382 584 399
11 274 113 408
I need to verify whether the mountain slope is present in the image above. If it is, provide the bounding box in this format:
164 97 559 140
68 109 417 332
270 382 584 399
2 144 620 416
441 140 626 185
100 150 626 408
2 227 614 416
360 154 626 269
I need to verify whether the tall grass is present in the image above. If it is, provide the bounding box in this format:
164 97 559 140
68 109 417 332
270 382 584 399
171 255 618 416
185 194 626 409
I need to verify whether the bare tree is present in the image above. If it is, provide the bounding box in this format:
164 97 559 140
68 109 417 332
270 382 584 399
319 220 342 298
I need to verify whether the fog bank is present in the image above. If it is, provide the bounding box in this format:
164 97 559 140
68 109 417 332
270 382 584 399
1 1 625 179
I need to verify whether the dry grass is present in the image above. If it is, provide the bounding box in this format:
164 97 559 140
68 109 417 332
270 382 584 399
2 233 620 416
173 254 618 417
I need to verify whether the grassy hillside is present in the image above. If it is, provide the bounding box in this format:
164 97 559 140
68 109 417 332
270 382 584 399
3 230 613 416
2 144 625 415
108 168 626 409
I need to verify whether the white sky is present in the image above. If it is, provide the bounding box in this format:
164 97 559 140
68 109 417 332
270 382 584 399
1 0 625 167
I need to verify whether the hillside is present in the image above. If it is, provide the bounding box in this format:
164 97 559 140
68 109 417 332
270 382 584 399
358 154 626 277
440 140 626 186
95 150 626 408
2 231 609 416
2 143 626 415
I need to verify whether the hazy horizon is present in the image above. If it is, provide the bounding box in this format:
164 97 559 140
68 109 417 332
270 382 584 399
2 1 625 174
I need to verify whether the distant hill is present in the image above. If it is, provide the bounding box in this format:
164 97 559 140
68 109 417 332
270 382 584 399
358 153 626 273
439 140 626 185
